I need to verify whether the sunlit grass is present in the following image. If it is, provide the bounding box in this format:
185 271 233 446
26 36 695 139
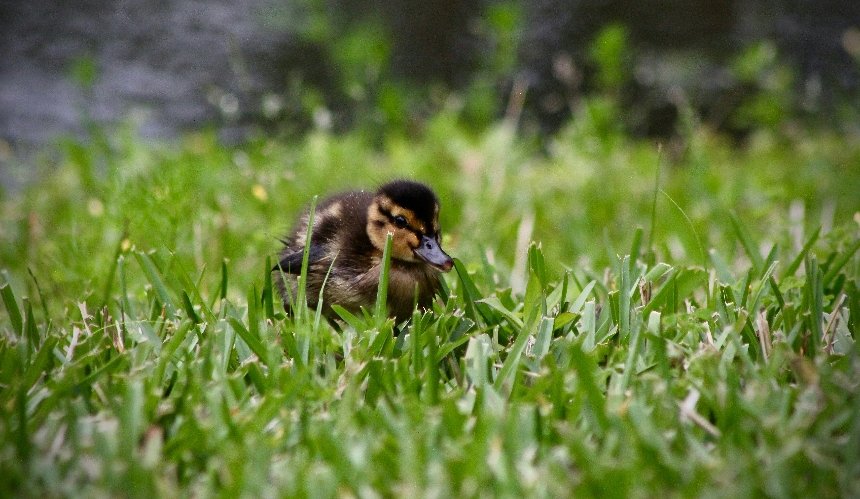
1 105 859 496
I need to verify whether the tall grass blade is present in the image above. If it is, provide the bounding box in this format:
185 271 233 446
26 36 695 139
454 259 491 324
785 227 820 277
100 232 127 307
643 268 707 315
135 251 176 317
822 238 860 286
1 277 23 337
730 212 765 272
27 267 50 327
747 261 778 312
295 196 318 324
617 313 643 395
569 341 609 433
375 233 393 323
569 280 597 314
619 255 631 340
805 257 824 351
494 320 532 394
263 255 275 320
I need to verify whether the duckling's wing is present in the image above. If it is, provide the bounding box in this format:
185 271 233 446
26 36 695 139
272 245 325 274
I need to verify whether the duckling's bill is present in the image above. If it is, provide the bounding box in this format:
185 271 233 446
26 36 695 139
414 235 453 271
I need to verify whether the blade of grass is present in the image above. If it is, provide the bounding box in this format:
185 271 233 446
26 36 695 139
822 237 860 286
643 268 707 315
296 196 318 325
709 249 735 284
748 261 778 313
454 259 491 324
645 143 663 261
135 251 177 318
805 256 824 351
582 300 597 351
22 336 58 392
494 319 533 394
375 233 393 324
117 255 136 320
532 316 553 362
730 212 764 273
227 317 267 366
619 255 631 340
219 259 229 303
569 280 597 314
312 258 337 337
1 276 23 337
181 291 201 324
23 298 39 348
100 229 128 307
784 227 820 277
331 304 365 332
569 340 609 433
661 189 706 266
27 267 50 329
263 256 275 320
152 320 194 386
617 313 643 395
477 296 523 329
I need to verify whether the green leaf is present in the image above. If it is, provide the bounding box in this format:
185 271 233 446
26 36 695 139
709 249 734 284
263 255 276 320
553 311 578 331
747 261 778 313
805 256 824 351
569 340 609 433
464 334 493 386
454 259 492 324
153 320 194 385
532 316 553 362
331 304 365 331
785 227 820 278
1 278 23 337
643 268 707 315
823 237 860 286
494 320 532 394
619 255 631 339
730 212 765 272
477 296 523 329
227 317 267 365
375 233 393 322
134 251 176 318
181 291 201 324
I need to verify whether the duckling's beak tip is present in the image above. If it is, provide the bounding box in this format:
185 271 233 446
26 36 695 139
415 236 454 272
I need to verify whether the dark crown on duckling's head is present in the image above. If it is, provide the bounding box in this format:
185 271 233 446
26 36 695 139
366 180 453 271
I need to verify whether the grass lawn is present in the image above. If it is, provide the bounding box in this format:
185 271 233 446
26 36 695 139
1 105 859 496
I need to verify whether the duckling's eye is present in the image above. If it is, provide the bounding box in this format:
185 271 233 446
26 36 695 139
393 215 408 228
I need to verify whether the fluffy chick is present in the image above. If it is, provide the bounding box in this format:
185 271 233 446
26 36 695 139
273 180 454 322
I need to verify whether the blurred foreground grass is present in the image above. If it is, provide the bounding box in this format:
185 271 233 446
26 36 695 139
1 103 859 496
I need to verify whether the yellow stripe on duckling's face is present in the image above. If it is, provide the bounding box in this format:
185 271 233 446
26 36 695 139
367 195 434 262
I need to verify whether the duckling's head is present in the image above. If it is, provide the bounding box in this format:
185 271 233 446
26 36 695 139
366 180 454 271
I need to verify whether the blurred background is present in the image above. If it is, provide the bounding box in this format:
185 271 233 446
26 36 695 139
1 0 858 150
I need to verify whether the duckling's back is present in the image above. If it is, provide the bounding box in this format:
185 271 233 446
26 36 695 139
274 190 377 316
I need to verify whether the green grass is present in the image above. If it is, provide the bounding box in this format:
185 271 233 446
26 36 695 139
1 104 859 496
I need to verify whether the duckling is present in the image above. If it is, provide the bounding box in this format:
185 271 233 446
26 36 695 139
272 180 454 322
